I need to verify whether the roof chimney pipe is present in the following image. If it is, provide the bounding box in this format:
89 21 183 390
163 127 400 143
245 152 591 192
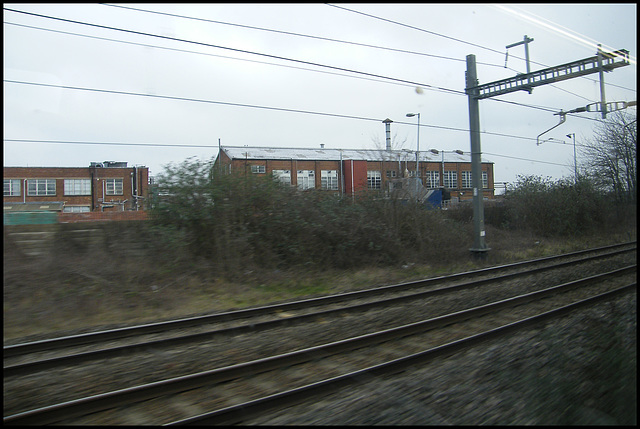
382 118 393 151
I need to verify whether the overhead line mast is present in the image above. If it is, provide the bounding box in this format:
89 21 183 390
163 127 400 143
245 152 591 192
465 43 630 256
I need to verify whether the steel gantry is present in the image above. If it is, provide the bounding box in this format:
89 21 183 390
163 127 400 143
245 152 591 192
471 48 630 101
464 45 630 255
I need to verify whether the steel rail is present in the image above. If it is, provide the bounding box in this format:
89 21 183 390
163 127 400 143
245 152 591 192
4 266 635 425
169 283 637 425
4 241 635 357
4 249 636 376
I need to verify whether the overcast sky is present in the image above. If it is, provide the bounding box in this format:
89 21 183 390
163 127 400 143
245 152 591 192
3 3 637 187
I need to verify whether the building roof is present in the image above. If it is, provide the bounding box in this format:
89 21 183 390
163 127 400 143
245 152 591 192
221 146 492 164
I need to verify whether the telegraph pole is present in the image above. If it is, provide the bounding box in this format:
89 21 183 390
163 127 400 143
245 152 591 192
466 54 489 255
465 44 630 256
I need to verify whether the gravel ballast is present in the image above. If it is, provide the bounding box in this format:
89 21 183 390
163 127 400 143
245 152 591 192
245 291 637 425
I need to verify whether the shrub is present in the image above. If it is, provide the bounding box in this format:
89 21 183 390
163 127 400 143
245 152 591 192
149 159 469 274
502 175 612 237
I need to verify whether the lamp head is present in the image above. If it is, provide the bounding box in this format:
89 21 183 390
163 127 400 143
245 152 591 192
406 113 415 117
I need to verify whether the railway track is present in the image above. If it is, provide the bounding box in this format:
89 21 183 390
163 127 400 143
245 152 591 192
4 241 635 360
4 242 636 424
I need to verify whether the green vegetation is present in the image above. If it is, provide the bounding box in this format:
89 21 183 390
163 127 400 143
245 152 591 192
150 157 472 275
3 159 636 339
150 158 636 272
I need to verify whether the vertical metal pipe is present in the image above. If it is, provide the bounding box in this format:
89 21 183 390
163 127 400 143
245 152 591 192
597 44 607 119
524 35 531 74
573 135 578 181
466 54 489 254
383 118 393 151
339 150 343 197
416 114 420 201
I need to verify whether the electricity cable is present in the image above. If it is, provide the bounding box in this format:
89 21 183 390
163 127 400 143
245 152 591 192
2 7 464 96
3 139 582 168
3 21 424 91
100 3 506 69
3 20 608 120
4 79 605 145
326 3 636 93
97 4 615 102
325 3 506 56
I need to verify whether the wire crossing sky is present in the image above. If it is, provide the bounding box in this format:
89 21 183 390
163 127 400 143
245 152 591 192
3 3 636 186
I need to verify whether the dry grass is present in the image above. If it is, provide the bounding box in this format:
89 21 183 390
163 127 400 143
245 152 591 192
3 221 635 342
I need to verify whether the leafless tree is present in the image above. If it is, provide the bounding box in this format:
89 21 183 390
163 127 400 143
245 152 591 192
370 130 408 152
579 110 636 203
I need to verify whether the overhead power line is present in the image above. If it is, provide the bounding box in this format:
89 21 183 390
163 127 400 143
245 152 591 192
4 79 598 144
3 139 579 168
325 3 505 56
3 78 414 123
2 21 418 89
100 3 617 102
3 20 606 119
3 139 219 149
101 3 506 69
483 151 574 168
2 7 463 97
327 3 636 94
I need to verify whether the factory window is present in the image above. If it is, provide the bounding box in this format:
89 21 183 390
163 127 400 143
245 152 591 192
105 178 123 195
426 171 439 188
443 171 457 189
63 206 91 213
297 170 315 190
482 171 488 188
321 170 338 190
27 179 56 196
272 170 291 185
251 165 266 174
367 170 381 190
386 170 397 178
4 179 21 196
64 179 91 195
461 171 472 188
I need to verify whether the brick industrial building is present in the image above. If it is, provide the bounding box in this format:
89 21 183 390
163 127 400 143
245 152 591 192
214 146 495 203
4 162 149 222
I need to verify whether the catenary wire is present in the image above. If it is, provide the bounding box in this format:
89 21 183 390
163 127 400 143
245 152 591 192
4 7 633 109
3 9 625 177
4 79 604 146
2 20 605 121
325 3 506 57
3 139 220 149
326 3 636 94
97 3 603 102
483 151 574 167
100 3 506 69
3 139 580 169
2 78 429 124
2 21 423 90
2 7 464 97
3 6 618 111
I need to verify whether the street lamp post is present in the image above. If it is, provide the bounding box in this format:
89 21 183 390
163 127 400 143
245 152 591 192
406 113 421 177
407 113 421 201
566 133 578 183
429 149 464 189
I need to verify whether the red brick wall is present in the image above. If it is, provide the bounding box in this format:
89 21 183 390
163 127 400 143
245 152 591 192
3 166 150 210
219 157 495 198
